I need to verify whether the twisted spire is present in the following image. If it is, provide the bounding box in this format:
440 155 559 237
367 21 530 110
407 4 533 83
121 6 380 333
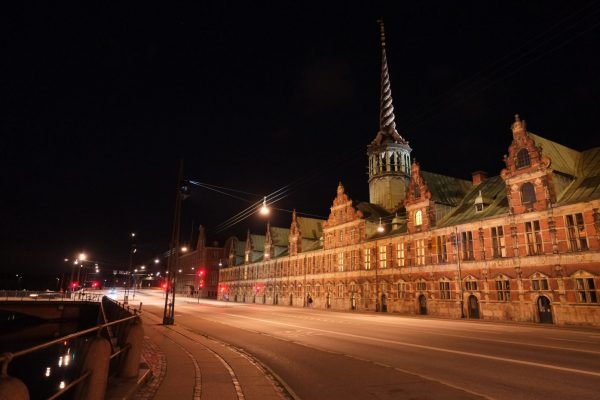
378 20 396 133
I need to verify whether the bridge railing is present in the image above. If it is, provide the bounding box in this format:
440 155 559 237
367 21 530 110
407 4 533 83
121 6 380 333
0 296 143 400
0 290 103 302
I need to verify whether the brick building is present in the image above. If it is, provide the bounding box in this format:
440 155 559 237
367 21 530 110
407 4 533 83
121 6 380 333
217 24 600 326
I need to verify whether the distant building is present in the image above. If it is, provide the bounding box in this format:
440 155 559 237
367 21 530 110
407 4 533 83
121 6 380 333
177 226 224 298
217 23 600 326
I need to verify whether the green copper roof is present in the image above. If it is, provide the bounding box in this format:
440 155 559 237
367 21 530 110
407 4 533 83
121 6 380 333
437 175 508 227
421 171 472 206
557 147 600 204
529 132 580 177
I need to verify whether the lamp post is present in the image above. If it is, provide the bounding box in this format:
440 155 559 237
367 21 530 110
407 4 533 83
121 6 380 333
454 227 466 318
163 160 189 325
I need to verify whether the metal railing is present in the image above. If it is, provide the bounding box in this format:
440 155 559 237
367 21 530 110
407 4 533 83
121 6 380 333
0 290 103 302
0 296 141 399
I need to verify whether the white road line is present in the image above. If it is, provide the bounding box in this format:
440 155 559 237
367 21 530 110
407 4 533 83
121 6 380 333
225 313 600 378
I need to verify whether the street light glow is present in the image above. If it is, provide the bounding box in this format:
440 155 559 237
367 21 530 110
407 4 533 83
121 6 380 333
78 253 87 261
259 196 270 215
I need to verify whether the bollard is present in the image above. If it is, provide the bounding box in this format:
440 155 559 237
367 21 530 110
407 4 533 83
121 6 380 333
73 336 111 400
119 319 144 378
0 354 29 400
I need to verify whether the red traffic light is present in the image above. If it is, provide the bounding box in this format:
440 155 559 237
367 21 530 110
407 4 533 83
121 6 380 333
71 282 78 288
197 269 205 276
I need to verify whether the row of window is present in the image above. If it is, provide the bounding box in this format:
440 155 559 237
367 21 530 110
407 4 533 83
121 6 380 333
229 277 598 304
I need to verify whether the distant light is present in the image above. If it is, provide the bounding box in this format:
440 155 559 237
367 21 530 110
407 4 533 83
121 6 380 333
141 266 146 270
58 356 63 367
191 267 195 270
59 381 65 389
78 253 86 261
131 232 136 237
64 355 70 366
154 259 159 264
64 258 69 262
45 367 51 377
181 246 188 253
377 217 385 233
218 260 223 267
178 269 182 273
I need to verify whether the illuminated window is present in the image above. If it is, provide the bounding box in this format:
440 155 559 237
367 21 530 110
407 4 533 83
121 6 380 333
339 230 344 244
413 185 421 199
439 280 451 299
338 252 344 272
416 281 426 292
396 242 405 267
350 250 357 270
379 245 387 269
565 213 588 252
415 239 425 265
415 210 423 226
525 220 543 255
516 148 531 168
364 249 371 270
397 281 406 299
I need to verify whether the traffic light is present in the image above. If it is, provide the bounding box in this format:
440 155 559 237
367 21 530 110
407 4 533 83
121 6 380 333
71 282 78 289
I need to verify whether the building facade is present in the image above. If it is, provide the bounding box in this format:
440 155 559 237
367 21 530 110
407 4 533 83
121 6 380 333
217 24 600 326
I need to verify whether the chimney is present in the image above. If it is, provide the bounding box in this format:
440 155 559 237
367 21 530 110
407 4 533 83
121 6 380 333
471 171 487 185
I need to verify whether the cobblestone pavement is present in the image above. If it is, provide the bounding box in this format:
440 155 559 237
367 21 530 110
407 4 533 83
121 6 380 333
132 336 166 400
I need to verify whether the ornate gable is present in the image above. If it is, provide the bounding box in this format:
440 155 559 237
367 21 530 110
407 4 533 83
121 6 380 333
501 115 556 214
244 229 253 264
323 182 363 228
404 160 435 233
323 182 365 250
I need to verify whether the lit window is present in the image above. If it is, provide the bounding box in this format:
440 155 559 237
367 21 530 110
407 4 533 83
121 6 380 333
379 245 387 269
396 242 405 267
364 249 371 270
415 210 423 226
415 239 425 265
433 235 447 263
397 282 406 299
461 231 474 260
338 252 344 272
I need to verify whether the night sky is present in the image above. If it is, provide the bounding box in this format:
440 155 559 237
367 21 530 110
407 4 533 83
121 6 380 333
2 1 599 277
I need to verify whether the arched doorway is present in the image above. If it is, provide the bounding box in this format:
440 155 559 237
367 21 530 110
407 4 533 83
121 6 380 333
467 295 480 319
381 294 388 312
537 296 553 324
289 293 293 305
274 294 278 305
418 295 427 315
326 292 331 309
351 294 356 310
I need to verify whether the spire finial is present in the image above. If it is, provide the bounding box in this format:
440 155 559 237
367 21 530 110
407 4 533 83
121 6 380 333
378 19 386 48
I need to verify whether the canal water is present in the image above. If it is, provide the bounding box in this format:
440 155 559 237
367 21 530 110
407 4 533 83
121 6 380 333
1 307 99 399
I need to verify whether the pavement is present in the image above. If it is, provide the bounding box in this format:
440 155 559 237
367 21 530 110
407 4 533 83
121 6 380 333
112 304 292 400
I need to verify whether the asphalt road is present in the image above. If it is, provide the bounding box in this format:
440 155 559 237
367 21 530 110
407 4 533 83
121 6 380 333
118 289 600 400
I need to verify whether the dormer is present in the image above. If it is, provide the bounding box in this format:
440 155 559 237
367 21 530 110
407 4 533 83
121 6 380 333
501 115 556 214
404 160 435 233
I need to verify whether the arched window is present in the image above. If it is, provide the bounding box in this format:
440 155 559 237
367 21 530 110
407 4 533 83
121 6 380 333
521 182 536 206
516 148 531 168
415 210 423 226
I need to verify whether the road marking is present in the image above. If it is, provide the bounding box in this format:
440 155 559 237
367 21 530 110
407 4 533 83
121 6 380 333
548 337 599 344
225 313 600 378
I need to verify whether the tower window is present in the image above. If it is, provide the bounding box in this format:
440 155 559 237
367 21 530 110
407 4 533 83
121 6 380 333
516 148 531 168
415 210 423 226
413 185 421 199
521 182 536 207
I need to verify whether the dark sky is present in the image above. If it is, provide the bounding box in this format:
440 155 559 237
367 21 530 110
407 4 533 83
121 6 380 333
2 1 599 275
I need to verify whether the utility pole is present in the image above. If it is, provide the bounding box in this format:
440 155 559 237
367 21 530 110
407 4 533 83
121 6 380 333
163 160 187 325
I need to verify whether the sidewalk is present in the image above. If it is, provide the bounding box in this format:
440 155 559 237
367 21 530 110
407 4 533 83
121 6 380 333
130 311 292 400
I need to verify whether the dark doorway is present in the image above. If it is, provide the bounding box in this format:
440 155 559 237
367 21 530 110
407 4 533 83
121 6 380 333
537 296 553 324
381 294 388 312
467 295 480 319
418 295 427 315
326 292 331 308
351 295 356 310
